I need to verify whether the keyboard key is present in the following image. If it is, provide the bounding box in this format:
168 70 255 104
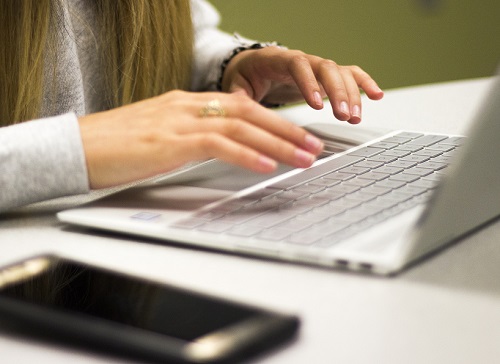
398 185 428 195
414 149 443 158
353 160 385 169
401 154 430 163
276 218 314 232
228 225 264 237
404 167 434 177
359 171 390 181
280 189 309 200
349 147 384 158
439 136 466 146
426 144 455 152
286 231 323 245
374 179 407 189
395 144 424 152
421 172 443 182
329 198 362 211
245 209 291 228
245 188 282 200
322 172 356 181
383 191 413 203
360 185 392 196
418 160 447 171
380 149 411 158
327 183 361 194
310 219 351 236
348 178 375 187
293 184 325 193
367 155 398 163
407 134 447 146
198 222 233 233
193 210 225 221
370 141 399 149
382 135 413 144
389 173 420 183
315 189 345 200
396 132 424 139
258 228 293 241
387 160 418 169
411 179 438 189
293 195 331 210
308 178 341 188
343 191 377 203
172 218 206 229
371 166 403 175
432 155 455 164
338 166 370 175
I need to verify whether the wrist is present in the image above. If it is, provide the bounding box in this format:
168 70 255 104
217 43 266 93
217 32 283 93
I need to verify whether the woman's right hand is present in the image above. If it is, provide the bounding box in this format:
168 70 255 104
78 90 324 189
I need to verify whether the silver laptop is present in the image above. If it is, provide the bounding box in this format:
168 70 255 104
58 77 500 275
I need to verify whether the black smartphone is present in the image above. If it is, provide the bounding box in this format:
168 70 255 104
0 255 299 363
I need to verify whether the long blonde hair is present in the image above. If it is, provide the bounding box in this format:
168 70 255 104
0 0 193 126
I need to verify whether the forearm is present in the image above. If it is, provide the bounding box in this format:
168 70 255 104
0 113 89 213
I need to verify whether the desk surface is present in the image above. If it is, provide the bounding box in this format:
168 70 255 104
1 77 499 364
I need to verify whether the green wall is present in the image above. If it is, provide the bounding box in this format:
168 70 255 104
209 0 500 89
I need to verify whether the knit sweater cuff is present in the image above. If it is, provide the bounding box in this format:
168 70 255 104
0 113 90 212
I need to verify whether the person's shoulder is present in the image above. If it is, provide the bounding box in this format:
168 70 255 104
191 0 221 28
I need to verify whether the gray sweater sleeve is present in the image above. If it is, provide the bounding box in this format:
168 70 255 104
0 113 90 213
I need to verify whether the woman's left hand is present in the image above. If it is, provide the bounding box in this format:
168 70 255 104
221 46 384 124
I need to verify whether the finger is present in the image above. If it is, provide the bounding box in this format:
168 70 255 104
177 133 279 173
314 60 351 121
340 67 363 124
349 65 384 100
287 54 325 109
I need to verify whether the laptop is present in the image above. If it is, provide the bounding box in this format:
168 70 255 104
58 77 500 275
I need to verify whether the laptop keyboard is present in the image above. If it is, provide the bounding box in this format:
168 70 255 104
173 132 465 248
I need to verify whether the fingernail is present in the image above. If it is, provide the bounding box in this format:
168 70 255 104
258 155 277 171
305 134 323 152
352 105 361 119
295 149 316 167
340 101 350 117
313 91 324 107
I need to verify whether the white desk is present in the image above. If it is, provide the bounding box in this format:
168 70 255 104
1 77 499 364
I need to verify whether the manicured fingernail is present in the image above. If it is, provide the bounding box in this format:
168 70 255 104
305 134 323 152
258 155 278 171
313 91 324 107
295 149 316 167
352 105 361 119
340 101 350 117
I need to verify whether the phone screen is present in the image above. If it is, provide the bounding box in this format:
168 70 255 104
0 255 299 363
